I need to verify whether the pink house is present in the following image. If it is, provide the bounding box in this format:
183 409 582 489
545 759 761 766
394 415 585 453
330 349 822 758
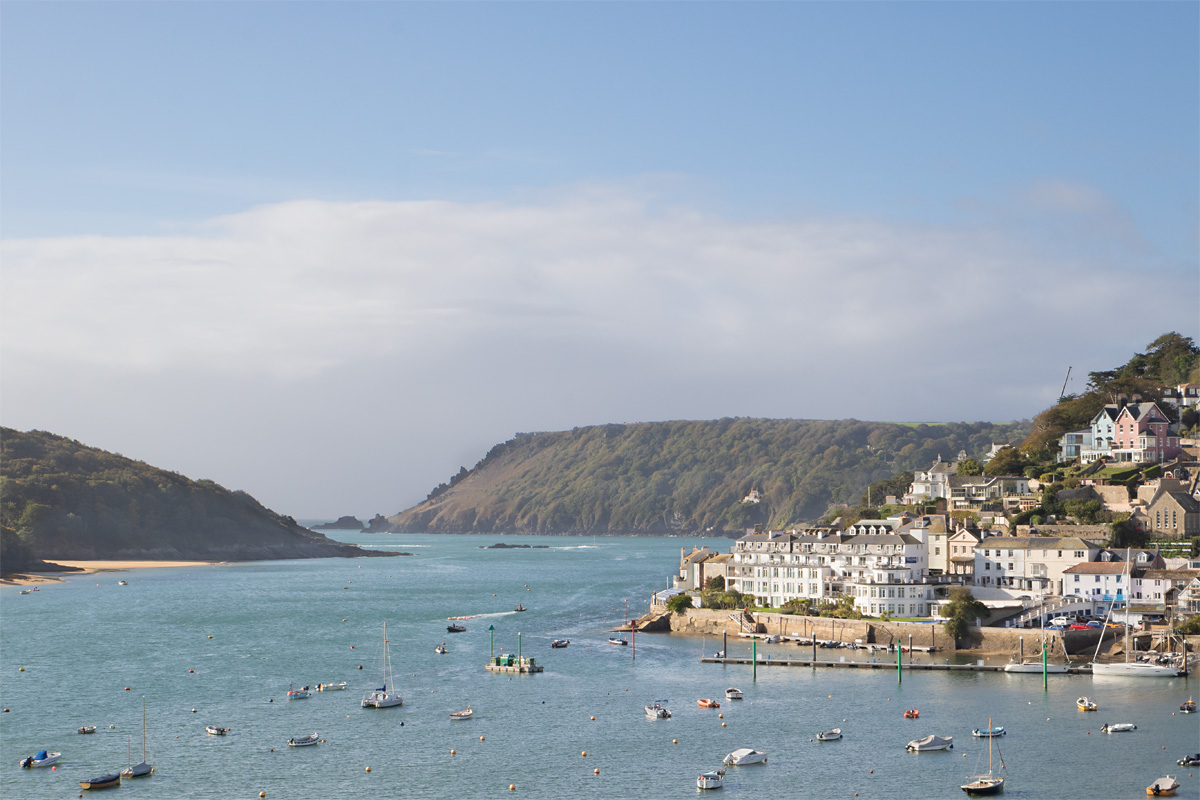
1110 402 1180 464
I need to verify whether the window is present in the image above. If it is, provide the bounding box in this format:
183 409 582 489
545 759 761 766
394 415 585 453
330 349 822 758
1095 575 1100 582
1074 575 1080 582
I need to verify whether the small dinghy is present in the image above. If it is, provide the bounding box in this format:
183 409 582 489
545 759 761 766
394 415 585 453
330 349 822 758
907 735 953 752
287 733 320 747
551 639 570 648
608 637 628 646
972 726 1005 737
435 644 448 654
725 688 743 700
1178 754 1200 767
1077 697 1097 711
450 707 473 721
645 702 671 719
78 725 96 735
316 682 346 691
697 769 725 790
1100 722 1136 733
205 726 229 736
1146 776 1180 797
697 698 720 709
817 729 842 741
19 750 61 768
1180 698 1196 714
904 709 920 719
286 684 311 700
80 773 121 790
723 748 767 765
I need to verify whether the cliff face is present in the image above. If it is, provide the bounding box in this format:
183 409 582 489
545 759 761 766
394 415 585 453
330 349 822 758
0 428 390 566
387 418 1029 534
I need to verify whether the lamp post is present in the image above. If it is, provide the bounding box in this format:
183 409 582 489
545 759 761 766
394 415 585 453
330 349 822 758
489 625 495 658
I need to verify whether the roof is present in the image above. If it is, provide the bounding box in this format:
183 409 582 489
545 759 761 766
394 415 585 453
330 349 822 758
976 537 1096 551
1139 568 1199 582
1063 562 1128 575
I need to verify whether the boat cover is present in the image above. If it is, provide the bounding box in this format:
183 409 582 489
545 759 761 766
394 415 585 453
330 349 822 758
35 750 47 760
909 735 952 749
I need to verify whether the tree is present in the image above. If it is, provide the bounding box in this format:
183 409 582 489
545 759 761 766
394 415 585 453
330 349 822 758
984 447 1026 477
941 587 989 644
955 458 984 476
704 575 725 591
666 594 694 614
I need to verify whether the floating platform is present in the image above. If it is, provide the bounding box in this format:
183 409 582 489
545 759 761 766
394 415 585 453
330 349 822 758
485 656 543 674
701 657 1092 674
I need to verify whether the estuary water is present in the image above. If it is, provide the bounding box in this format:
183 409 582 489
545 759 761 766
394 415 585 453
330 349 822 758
1 533 1195 800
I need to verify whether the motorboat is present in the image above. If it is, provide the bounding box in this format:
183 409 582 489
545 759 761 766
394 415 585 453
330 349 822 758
1147 776 1180 797
1076 697 1097 711
450 707 473 721
1100 722 1136 733
78 725 97 734
697 770 725 790
205 726 229 736
645 702 671 719
447 624 466 633
723 748 767 765
316 682 346 691
20 589 30 594
725 688 743 700
287 733 320 747
904 709 920 719
608 637 628 646
697 698 720 709
80 773 121 790
19 750 61 768
551 639 570 648
117 580 128 586
1003 659 1068 673
514 604 526 612
286 684 311 700
907 735 953 752
435 644 448 654
763 635 780 644
1177 754 1200 767
361 621 403 709
817 729 842 741
1179 697 1195 713
972 726 1005 738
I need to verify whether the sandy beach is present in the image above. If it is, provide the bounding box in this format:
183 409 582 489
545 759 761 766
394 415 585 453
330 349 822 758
2 560 223 585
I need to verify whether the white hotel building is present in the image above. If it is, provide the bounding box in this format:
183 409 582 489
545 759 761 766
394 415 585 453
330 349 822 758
726 521 935 617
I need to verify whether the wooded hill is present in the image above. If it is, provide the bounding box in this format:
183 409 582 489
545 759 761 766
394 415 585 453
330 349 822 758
0 428 384 573
386 418 1030 535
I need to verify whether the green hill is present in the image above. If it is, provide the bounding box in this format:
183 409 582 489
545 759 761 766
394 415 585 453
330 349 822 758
0 428 386 571
387 418 1031 535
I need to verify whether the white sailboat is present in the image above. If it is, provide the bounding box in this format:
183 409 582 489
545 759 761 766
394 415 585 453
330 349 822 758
121 696 153 778
1090 550 1178 678
361 621 404 708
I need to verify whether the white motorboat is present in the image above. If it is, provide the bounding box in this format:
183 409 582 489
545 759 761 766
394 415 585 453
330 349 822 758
450 707 473 721
697 770 725 789
608 637 629 646
361 621 404 709
205 725 229 736
316 681 346 691
435 644 448 654
723 748 767 765
286 684 311 700
645 702 671 719
972 726 1005 738
287 733 320 747
907 735 954 752
19 750 61 768
1100 722 1136 733
1003 659 1068 673
1077 697 1098 711
1147 775 1180 796
817 728 842 741
725 688 743 700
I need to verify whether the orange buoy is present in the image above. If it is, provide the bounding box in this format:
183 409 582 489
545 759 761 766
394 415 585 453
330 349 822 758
590 716 595 720
721 722 726 727
672 739 677 744
509 785 515 791
451 750 456 755
480 736 485 741
581 751 587 757
594 769 599 775
365 767 371 772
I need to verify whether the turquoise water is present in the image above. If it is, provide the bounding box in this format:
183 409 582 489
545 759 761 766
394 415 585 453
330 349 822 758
1 533 1196 799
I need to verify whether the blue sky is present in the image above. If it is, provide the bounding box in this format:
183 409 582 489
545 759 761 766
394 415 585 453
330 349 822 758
2 2 1197 518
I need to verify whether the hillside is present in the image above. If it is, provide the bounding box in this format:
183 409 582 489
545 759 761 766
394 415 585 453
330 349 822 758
386 418 1030 535
0 428 388 571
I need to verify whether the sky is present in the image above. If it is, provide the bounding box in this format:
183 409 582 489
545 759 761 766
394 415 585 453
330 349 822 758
2 2 1197 520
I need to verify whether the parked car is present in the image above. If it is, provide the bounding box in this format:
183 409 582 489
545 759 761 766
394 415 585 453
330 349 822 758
1085 620 1103 628
1069 623 1090 631
1049 616 1073 626
1047 625 1067 631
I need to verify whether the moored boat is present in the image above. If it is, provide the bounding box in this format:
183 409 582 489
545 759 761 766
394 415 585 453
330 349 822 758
361 621 403 709
608 637 628 646
435 643 448 654
78 725 96 734
450 707 473 721
697 770 725 790
1002 659 1068 673
645 702 671 719
205 725 229 736
962 716 1007 795
817 728 842 741
80 773 121 790
447 624 466 633
121 696 153 778
697 698 720 709
19 750 61 768
1100 722 1136 733
1077 697 1097 711
1177 754 1200 766
1180 697 1195 713
723 747 767 765
316 681 346 691
287 733 320 747
725 688 743 700
904 709 920 718
972 726 1005 738
1146 776 1180 797
286 684 311 700
551 639 570 648
907 735 953 752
